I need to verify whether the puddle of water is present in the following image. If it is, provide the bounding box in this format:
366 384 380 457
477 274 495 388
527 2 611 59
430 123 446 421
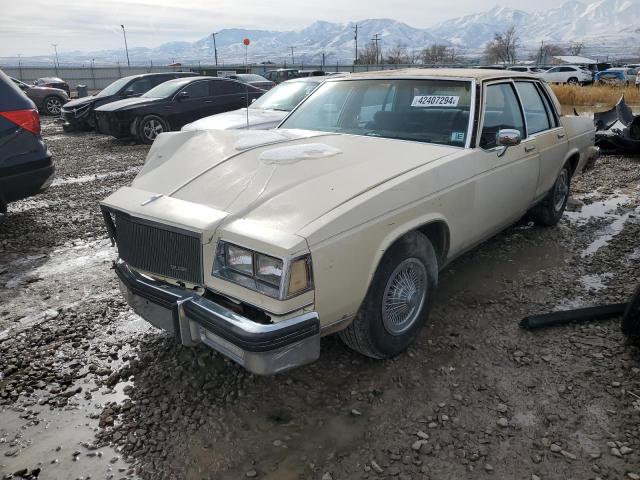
581 212 633 257
51 167 138 187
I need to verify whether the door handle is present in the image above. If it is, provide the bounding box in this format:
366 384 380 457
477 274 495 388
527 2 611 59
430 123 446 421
557 132 566 139
524 145 536 152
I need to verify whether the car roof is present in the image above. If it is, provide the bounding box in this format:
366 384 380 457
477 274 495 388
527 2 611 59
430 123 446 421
283 76 326 84
337 68 537 81
0 70 34 110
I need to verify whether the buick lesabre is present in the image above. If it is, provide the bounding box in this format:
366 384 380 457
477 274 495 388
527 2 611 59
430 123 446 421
101 69 598 374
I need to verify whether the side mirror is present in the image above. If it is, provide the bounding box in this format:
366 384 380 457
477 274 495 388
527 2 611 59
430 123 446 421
123 88 136 97
177 91 190 100
496 129 521 157
250 98 257 104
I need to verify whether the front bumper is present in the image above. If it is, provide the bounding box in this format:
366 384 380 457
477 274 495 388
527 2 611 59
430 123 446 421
115 260 320 375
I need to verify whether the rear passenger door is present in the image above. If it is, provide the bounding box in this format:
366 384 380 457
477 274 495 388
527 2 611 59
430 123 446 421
210 80 249 114
514 81 567 199
474 82 540 238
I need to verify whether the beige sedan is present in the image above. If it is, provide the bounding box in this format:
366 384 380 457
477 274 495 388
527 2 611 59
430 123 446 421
101 69 598 374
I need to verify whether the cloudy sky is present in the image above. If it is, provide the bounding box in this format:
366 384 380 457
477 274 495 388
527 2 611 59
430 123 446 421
3 0 564 56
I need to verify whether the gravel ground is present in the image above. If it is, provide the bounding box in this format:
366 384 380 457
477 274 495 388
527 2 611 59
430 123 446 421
1 118 639 480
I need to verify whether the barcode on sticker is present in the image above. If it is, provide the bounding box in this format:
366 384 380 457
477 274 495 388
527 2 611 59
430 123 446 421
411 95 459 107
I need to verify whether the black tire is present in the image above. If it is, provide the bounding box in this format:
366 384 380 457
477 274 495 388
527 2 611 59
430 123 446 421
339 231 438 359
567 77 579 85
137 115 168 144
530 162 571 226
43 95 64 116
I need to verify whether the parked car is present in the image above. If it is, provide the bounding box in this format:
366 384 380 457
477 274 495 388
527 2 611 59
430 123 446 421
264 69 300 84
507 66 546 74
34 77 71 96
182 76 325 132
94 76 264 144
0 70 55 224
60 72 196 132
225 73 275 90
539 65 593 84
594 69 629 86
101 69 598 374
9 77 69 116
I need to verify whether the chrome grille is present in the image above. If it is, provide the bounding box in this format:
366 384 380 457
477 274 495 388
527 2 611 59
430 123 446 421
113 211 203 285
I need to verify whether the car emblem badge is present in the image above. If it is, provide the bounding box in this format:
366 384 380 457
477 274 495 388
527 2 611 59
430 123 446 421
141 194 163 206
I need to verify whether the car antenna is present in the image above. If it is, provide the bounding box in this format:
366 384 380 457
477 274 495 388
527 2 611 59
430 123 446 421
246 81 250 128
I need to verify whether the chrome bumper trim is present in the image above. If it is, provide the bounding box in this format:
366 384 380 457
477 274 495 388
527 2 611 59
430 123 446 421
115 260 320 375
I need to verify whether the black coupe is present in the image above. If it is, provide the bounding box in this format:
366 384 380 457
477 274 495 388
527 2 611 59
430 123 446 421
94 76 265 144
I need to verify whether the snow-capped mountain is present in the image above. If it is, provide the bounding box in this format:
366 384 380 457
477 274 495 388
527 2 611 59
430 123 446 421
5 0 640 65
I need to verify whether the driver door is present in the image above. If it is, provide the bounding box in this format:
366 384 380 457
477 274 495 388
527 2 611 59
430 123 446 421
474 82 539 239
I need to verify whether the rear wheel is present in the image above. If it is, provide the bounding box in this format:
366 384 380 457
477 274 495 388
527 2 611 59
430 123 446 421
530 162 571 226
137 115 168 144
43 96 63 115
339 231 438 359
567 77 579 85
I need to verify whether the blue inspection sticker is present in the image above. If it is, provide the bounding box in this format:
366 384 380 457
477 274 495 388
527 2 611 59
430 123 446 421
451 131 465 142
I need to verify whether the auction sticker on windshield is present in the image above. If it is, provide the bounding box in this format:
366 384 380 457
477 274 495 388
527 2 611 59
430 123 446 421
411 95 459 107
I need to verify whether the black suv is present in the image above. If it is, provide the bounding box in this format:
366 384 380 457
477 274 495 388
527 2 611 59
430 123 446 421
60 72 197 132
0 69 54 223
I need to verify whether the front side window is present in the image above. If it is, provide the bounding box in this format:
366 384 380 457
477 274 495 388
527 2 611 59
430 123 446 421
480 83 524 149
280 79 472 147
181 81 209 98
127 78 152 94
515 82 551 135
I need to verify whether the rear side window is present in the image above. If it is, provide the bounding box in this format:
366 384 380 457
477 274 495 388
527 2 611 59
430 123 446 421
215 80 245 95
514 82 551 135
181 81 209 98
480 83 525 149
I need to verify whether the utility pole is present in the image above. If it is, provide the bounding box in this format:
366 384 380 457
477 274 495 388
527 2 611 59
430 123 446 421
289 46 295 65
537 40 544 65
121 25 130 67
372 34 381 64
17 54 23 80
211 32 219 66
353 24 358 65
51 44 59 75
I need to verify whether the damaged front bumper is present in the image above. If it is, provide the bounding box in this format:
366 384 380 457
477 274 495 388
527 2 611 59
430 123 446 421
115 260 320 375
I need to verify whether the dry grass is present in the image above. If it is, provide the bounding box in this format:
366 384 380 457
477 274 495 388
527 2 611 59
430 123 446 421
551 84 640 106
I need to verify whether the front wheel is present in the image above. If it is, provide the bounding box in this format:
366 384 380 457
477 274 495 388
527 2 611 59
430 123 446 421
530 163 571 226
43 96 63 115
137 115 168 144
339 231 438 359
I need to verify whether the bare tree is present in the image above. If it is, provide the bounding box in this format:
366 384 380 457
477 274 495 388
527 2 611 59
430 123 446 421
483 26 519 64
385 44 411 64
358 42 378 65
538 43 565 63
569 42 584 56
421 44 459 65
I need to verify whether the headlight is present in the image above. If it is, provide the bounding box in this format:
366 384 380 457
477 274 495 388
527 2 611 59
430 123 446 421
213 241 312 299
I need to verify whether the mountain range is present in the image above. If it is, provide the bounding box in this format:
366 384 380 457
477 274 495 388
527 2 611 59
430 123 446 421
5 0 640 65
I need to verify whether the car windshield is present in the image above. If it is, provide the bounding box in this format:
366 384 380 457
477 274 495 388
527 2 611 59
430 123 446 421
96 77 132 97
142 80 186 98
279 78 472 147
251 81 320 111
237 74 268 82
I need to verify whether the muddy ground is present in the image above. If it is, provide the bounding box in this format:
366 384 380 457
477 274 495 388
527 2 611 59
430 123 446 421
1 118 639 480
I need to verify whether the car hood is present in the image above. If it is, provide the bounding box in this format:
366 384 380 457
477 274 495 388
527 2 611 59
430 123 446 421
103 129 457 238
32 86 68 96
95 97 160 112
182 108 287 131
63 96 96 108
